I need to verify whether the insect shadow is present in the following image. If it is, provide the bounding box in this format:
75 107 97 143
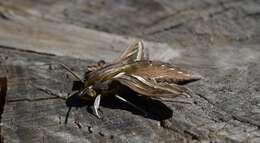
65 80 173 123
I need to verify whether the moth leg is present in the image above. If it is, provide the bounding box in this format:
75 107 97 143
114 94 148 116
93 94 102 118
67 90 80 99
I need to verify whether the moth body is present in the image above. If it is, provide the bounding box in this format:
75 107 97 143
63 40 202 118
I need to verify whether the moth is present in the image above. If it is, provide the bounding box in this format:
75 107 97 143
62 40 201 118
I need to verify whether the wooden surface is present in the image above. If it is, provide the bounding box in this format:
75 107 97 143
1 0 260 143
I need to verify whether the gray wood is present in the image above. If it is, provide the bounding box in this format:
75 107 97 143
0 0 260 143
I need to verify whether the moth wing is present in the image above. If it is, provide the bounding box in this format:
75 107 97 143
113 73 192 98
130 61 202 85
112 40 146 64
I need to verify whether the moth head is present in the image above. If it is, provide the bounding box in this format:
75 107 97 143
79 86 97 101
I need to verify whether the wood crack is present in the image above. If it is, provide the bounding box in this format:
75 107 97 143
0 45 56 57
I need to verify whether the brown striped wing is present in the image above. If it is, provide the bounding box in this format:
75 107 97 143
86 40 145 73
112 40 145 64
127 61 202 85
113 73 192 98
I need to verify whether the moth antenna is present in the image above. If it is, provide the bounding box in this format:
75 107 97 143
59 63 83 83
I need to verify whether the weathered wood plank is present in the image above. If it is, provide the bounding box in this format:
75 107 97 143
1 44 260 142
0 0 260 143
1 0 259 47
0 3 178 63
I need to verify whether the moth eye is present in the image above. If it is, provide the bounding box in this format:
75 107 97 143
97 60 106 66
84 71 92 79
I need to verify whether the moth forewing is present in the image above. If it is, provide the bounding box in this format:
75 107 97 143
136 40 145 61
113 73 192 98
127 61 201 84
84 40 146 85
113 74 168 96
158 82 193 98
112 40 145 64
